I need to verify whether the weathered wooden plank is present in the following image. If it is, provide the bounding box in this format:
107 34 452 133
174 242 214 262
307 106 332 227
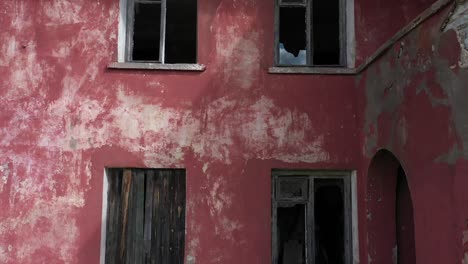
123 169 134 264
151 170 163 264
161 170 170 264
105 169 122 264
173 169 186 264
144 170 155 263
134 170 145 264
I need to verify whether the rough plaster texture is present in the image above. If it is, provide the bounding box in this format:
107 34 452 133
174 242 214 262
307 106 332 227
0 0 467 263
361 3 468 264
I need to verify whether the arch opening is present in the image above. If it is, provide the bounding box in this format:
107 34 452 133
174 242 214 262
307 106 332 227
366 150 415 264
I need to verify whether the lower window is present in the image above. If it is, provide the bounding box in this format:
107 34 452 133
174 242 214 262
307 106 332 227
272 170 352 264
104 168 186 264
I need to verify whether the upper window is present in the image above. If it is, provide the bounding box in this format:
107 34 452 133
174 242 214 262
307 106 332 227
275 0 347 67
124 0 197 63
103 168 186 263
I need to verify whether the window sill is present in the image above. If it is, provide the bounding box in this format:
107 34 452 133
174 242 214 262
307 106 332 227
268 66 357 75
107 62 206 72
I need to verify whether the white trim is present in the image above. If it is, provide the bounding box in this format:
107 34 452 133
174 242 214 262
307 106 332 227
346 0 356 68
99 169 109 264
118 0 127 63
351 170 360 264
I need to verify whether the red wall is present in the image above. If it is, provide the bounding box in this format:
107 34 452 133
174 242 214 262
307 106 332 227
354 0 437 64
0 0 467 264
0 1 358 263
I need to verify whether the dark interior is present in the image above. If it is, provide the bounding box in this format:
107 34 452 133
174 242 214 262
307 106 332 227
166 0 197 63
396 166 416 264
314 179 345 264
277 204 306 264
132 3 161 61
279 6 307 64
312 0 341 65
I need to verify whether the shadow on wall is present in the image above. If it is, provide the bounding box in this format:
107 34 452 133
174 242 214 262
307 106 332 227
366 149 415 264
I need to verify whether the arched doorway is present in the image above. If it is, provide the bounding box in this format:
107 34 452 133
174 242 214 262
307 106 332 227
366 150 416 264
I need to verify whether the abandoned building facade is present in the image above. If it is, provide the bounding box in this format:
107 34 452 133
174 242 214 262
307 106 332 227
0 0 467 263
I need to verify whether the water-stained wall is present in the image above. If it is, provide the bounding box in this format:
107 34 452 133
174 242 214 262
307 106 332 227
360 2 468 263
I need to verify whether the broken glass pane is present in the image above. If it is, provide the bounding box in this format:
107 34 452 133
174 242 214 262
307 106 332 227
279 7 307 65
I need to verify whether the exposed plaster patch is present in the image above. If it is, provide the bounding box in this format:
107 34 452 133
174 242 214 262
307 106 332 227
435 144 463 164
0 164 9 193
416 80 450 107
0 149 89 262
444 2 468 68
214 216 243 241
10 2 33 31
213 1 260 90
0 195 81 263
207 178 232 217
434 58 468 160
364 59 405 155
217 30 260 89
6 42 47 100
0 246 8 263
42 1 83 25
463 228 468 264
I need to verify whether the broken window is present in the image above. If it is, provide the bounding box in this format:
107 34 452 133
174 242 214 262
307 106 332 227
272 171 352 264
276 0 346 66
104 168 186 264
125 0 197 63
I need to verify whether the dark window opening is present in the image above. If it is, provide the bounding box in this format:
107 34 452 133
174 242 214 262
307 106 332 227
312 0 341 65
132 3 161 61
272 171 352 264
315 179 345 264
166 0 197 63
279 7 307 65
127 0 197 63
105 168 186 264
277 204 306 264
275 0 345 66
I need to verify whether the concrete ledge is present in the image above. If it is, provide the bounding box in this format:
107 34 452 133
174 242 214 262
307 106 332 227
108 62 206 71
268 66 357 75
